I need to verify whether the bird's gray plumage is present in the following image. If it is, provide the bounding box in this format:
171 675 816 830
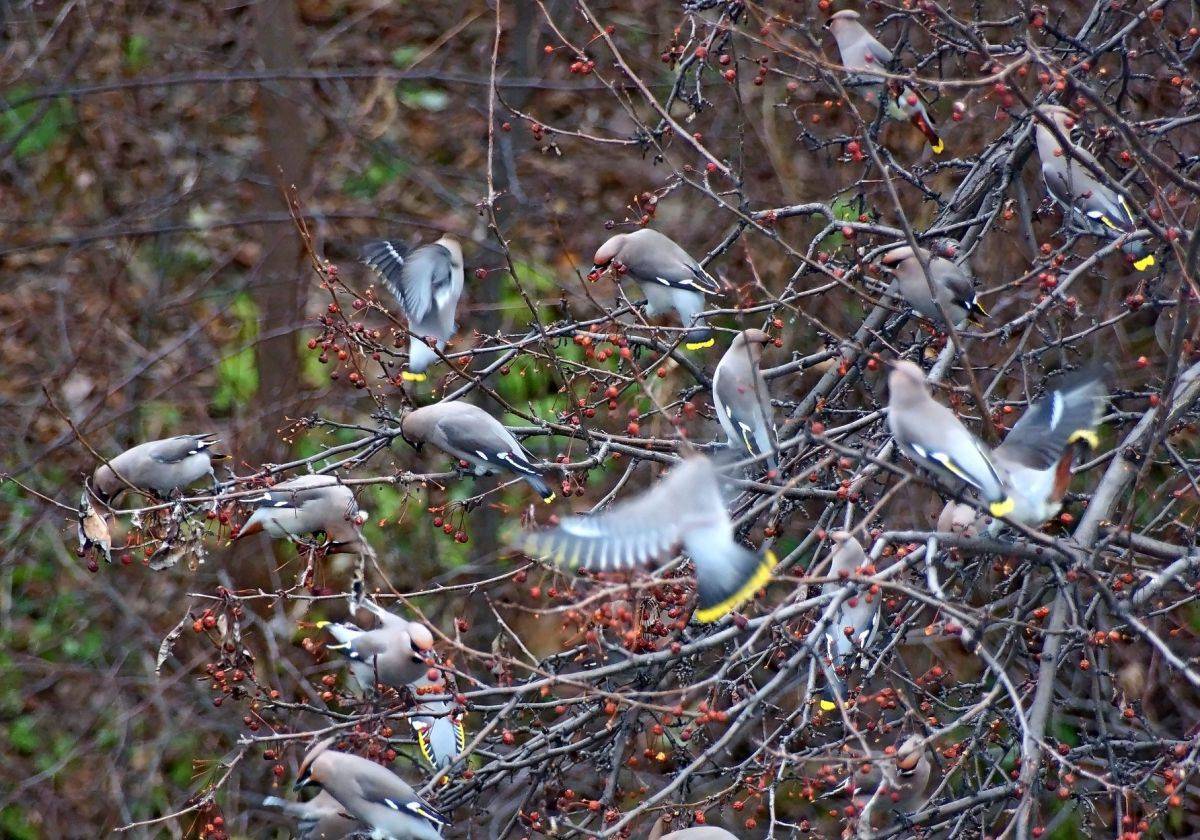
401 401 556 502
90 434 226 503
361 235 465 379
880 244 985 326
1033 105 1155 271
408 671 466 773
294 738 447 840
825 10 943 153
887 362 1014 518
712 329 777 470
658 828 741 840
839 735 932 818
514 456 776 623
319 601 436 691
592 229 721 349
236 474 365 551
818 532 881 711
990 369 1106 527
261 790 362 840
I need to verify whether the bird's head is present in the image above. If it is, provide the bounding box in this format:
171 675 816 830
407 622 435 664
293 736 336 790
589 234 627 280
824 9 861 30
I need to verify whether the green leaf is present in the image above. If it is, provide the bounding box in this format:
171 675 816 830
391 46 420 68
213 293 260 412
124 34 151 71
8 716 40 755
0 87 72 159
399 86 449 112
343 154 409 199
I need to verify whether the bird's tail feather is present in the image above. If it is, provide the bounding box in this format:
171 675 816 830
693 548 777 623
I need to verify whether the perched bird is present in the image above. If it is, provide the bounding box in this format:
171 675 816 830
400 401 556 502
590 229 722 350
825 10 943 153
319 601 436 691
408 670 467 773
713 329 778 471
88 434 226 504
879 243 986 327
293 737 448 840
936 499 985 538
235 475 366 552
839 735 932 817
887 362 1015 518
990 369 1106 527
514 456 776 623
1033 105 1155 271
261 790 363 839
652 824 741 840
818 532 881 712
77 491 113 563
361 235 465 381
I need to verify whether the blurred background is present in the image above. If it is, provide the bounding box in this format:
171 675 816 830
2 0 1199 837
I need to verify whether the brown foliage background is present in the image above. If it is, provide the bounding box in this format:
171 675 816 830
2 0 1200 838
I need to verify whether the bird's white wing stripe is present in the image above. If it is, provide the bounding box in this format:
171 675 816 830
1049 392 1063 430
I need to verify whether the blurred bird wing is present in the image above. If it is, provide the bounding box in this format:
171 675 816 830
995 373 1105 470
362 240 454 323
518 458 724 572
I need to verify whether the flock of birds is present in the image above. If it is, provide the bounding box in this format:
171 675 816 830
69 9 1173 840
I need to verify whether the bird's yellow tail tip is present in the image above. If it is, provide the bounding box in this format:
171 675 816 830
401 371 427 382
1133 254 1156 272
692 550 777 623
684 338 716 351
819 699 837 712
542 493 556 504
931 138 945 154
989 497 1015 518
1068 429 1100 449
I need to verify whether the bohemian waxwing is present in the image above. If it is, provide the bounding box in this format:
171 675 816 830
293 737 447 840
824 10 943 153
235 474 366 552
400 401 556 502
887 361 1015 519
990 368 1106 527
879 243 986 326
657 827 741 840
318 600 436 691
261 789 363 839
837 734 932 818
408 670 467 774
514 456 776 623
361 235 465 381
818 531 881 712
591 229 722 350
1033 105 1155 271
89 434 227 504
712 329 778 471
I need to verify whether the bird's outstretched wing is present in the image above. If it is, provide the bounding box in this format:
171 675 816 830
516 458 723 572
995 370 1106 470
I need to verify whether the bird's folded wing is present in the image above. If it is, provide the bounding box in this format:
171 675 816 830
148 435 216 464
434 416 543 476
